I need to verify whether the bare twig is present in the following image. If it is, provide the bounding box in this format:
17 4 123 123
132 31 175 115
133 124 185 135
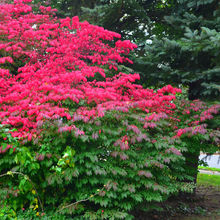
56 186 105 213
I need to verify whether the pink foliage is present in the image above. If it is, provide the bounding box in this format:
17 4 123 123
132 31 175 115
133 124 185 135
0 0 219 145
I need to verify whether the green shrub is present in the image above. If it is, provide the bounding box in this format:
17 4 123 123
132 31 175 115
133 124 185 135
0 100 219 219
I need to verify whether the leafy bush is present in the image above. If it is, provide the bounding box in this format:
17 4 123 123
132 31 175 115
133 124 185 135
1 100 219 219
0 1 219 219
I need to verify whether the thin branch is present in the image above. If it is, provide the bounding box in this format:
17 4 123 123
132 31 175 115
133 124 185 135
56 186 105 213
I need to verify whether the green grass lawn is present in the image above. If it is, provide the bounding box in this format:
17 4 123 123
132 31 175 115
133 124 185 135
197 173 220 187
198 166 220 172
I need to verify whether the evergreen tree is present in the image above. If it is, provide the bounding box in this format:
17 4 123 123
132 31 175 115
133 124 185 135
134 0 220 100
81 1 173 41
81 0 220 100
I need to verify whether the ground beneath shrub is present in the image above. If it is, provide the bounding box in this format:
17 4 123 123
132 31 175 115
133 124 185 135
133 186 220 220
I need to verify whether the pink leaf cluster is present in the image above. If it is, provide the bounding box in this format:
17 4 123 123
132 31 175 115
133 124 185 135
0 0 181 138
0 0 219 146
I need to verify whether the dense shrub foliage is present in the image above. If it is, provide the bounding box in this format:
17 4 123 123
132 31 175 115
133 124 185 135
0 0 220 219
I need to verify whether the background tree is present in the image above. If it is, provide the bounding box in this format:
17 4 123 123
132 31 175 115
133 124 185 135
136 0 220 101
78 0 220 101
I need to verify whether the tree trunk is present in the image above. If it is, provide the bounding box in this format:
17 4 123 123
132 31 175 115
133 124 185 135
181 151 200 197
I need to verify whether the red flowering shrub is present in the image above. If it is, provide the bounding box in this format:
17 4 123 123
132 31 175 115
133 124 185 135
0 0 184 139
0 0 219 218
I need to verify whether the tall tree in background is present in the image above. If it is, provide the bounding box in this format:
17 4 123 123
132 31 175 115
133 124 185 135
34 1 173 42
80 0 220 101
80 0 175 49
136 0 220 101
